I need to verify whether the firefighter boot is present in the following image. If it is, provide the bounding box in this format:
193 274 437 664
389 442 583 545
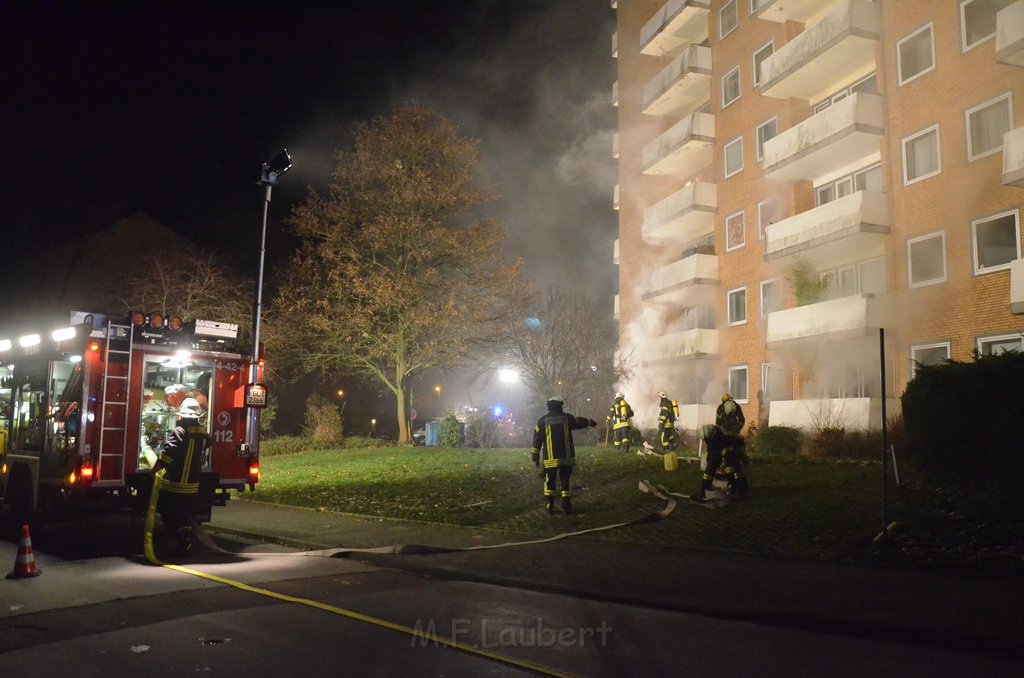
561 497 573 515
734 475 749 498
174 527 194 558
546 499 555 515
691 477 713 503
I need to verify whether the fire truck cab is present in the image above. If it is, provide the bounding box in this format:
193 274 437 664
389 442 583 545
0 311 262 524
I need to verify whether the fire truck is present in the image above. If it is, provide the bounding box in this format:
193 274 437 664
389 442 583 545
0 310 263 524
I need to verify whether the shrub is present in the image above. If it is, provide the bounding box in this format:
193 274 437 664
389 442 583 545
342 435 392 449
260 394 278 438
902 350 1024 510
302 394 343 444
748 425 802 456
260 435 322 457
438 413 464 447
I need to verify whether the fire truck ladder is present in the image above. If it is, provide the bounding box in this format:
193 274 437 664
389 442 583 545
97 322 134 485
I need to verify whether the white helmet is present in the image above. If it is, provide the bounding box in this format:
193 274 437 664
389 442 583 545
658 391 667 399
615 391 624 399
178 397 204 418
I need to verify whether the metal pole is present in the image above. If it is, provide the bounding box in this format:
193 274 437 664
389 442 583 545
246 182 272 455
879 327 888 542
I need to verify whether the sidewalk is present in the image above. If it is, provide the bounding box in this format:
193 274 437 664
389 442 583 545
207 499 1024 659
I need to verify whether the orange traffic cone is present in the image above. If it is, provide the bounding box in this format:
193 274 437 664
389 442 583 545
7 524 42 579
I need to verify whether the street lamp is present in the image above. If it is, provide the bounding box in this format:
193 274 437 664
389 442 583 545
246 148 292 455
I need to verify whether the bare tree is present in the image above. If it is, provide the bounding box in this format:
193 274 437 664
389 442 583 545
269 103 525 444
505 287 628 415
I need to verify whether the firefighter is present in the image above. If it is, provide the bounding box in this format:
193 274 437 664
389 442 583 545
716 392 746 435
532 397 597 514
693 423 748 502
152 397 207 557
657 390 679 452
607 391 634 455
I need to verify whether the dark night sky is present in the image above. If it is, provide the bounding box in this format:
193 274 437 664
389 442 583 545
1 1 618 299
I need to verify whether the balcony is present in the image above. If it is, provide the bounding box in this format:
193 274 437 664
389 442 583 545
677 403 716 432
753 0 839 25
642 44 713 117
614 294 620 321
643 328 718 365
766 294 886 347
642 181 717 243
1011 258 1024 314
613 183 620 211
612 132 619 159
612 80 619 108
1004 126 1024 187
612 30 618 59
764 191 889 269
642 112 715 177
640 0 710 57
996 1 1024 67
613 238 620 265
758 0 880 103
642 253 718 308
768 397 901 431
761 93 884 182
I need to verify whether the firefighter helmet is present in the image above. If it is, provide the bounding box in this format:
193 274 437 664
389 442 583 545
615 391 624 399
658 391 667 399
178 397 204 418
722 392 732 403
546 396 565 410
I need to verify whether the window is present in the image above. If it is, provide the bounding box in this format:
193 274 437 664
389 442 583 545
966 93 1012 160
897 23 935 86
722 66 741 108
725 210 745 251
755 117 777 161
752 41 773 86
907 232 947 287
814 163 880 206
911 342 950 376
978 334 1024 355
821 265 857 298
961 0 1013 52
813 74 879 113
728 365 749 403
854 164 882 192
758 198 779 239
972 210 1020 274
724 136 744 178
720 0 738 40
902 125 941 185
727 286 747 325
760 278 783 317
761 362 790 402
859 258 886 296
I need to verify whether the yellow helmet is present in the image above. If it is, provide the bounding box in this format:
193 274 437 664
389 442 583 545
722 392 732 403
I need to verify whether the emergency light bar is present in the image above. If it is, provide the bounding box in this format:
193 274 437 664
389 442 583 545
194 319 239 339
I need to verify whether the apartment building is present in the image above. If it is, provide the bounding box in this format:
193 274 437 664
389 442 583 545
612 0 1024 432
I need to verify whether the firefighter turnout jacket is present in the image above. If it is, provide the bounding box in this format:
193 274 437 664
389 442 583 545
608 396 634 431
532 405 596 468
156 418 207 494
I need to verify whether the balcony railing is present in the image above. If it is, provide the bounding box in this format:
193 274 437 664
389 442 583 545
996 1 1024 67
642 253 718 308
758 0 879 103
642 111 715 177
614 293 620 321
640 0 710 57
764 191 889 269
613 183 620 211
761 93 884 182
766 294 886 347
642 181 717 243
1004 126 1024 187
768 397 901 431
642 44 712 117
643 328 718 364
613 238 620 266
1011 258 1024 314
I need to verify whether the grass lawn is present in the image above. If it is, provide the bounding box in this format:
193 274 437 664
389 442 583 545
243 445 1022 572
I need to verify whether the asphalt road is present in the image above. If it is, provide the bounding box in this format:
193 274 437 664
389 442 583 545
0 514 1019 677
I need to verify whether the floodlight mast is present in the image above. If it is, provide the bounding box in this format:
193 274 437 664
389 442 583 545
248 148 292 454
